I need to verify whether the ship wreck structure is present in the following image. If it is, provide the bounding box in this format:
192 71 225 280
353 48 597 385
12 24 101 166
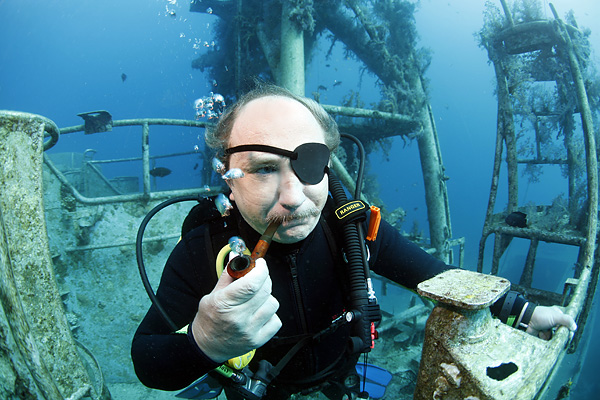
0 0 598 399
416 1 600 399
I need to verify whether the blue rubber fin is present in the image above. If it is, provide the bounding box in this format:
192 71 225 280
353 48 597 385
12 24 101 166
355 363 393 399
176 373 223 399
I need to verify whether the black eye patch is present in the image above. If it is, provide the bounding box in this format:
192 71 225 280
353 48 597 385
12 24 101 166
224 142 330 185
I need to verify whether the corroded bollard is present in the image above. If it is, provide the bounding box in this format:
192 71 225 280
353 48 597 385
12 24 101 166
0 111 107 399
414 269 555 400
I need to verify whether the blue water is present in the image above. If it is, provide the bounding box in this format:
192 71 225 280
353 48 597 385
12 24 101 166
1 0 599 398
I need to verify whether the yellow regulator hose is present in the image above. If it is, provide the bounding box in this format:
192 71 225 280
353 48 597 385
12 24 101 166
215 242 255 369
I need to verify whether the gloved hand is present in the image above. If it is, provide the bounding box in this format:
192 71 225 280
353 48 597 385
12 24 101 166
191 258 282 363
527 305 577 340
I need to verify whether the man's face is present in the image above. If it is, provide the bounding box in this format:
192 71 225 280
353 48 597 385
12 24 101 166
227 96 329 244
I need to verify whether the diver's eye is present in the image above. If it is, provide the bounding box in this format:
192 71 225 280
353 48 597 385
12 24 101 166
253 164 279 175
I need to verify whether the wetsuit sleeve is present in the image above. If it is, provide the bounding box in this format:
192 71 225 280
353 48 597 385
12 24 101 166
131 228 220 391
368 219 450 290
490 290 536 330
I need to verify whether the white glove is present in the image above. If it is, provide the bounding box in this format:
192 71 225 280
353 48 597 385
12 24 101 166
190 258 282 362
527 305 577 340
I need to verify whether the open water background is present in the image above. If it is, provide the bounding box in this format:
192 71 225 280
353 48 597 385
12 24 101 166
1 0 599 398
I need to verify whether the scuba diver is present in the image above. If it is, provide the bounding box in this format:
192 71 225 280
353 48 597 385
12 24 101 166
131 82 577 400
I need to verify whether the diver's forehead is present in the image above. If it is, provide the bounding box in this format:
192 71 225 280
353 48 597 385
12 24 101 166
229 96 325 149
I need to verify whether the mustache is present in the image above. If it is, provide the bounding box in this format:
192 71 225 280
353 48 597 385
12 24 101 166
266 207 321 224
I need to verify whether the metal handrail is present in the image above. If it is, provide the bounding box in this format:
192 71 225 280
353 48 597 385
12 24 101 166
58 118 210 134
44 153 219 205
45 118 218 204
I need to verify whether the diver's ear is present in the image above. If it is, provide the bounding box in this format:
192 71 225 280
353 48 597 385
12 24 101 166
229 189 235 202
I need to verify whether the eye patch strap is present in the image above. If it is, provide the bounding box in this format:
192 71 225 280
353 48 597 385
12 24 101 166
225 144 298 159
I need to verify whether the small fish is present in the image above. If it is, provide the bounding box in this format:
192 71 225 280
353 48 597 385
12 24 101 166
222 168 244 180
193 163 199 170
215 193 233 216
211 157 226 174
228 236 247 254
505 211 527 228
333 80 342 87
149 167 172 177
121 73 127 82
317 85 328 91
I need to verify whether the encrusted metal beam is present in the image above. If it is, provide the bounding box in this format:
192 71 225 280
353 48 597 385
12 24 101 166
0 110 108 399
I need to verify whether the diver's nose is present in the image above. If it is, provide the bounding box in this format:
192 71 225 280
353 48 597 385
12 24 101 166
278 168 306 211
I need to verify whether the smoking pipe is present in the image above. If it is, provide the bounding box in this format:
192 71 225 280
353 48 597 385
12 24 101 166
226 220 280 279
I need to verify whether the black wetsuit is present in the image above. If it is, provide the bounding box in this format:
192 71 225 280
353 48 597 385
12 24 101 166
131 199 520 397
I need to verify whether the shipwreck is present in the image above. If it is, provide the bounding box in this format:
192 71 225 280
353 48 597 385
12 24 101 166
0 0 598 399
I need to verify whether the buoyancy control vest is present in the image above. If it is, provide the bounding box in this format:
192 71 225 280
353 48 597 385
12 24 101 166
136 161 382 399
179 193 377 394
